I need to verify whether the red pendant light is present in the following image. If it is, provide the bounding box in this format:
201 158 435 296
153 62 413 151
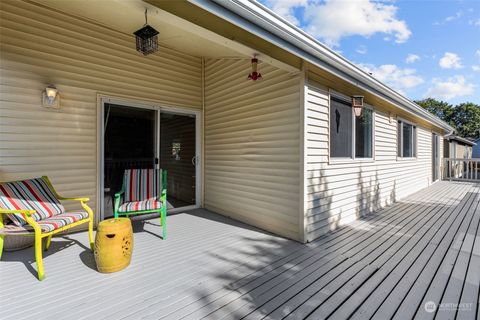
247 57 262 81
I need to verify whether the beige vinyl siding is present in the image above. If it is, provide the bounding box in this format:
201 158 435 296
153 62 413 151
0 1 201 216
304 79 436 241
204 59 302 241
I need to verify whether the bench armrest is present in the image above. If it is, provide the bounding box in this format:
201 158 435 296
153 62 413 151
0 208 36 215
57 197 90 202
0 209 40 232
41 176 89 203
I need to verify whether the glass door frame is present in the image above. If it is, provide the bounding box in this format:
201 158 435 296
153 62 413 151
432 132 440 182
98 95 202 221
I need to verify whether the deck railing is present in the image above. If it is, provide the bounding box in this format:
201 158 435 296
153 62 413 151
443 158 480 181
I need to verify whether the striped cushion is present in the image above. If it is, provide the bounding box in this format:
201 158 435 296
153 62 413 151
0 211 89 234
0 178 65 227
124 169 158 202
118 199 162 213
37 211 89 233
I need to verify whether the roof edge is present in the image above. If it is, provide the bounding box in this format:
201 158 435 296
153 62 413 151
445 135 477 146
189 0 454 133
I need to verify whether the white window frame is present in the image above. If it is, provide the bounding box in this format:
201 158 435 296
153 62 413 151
397 117 418 160
328 92 375 164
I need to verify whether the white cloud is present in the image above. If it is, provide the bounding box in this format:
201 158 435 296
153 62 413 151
439 52 463 69
425 76 475 100
265 0 411 47
356 45 368 54
445 10 463 22
358 63 424 94
264 0 308 25
469 19 480 26
405 54 420 64
472 65 480 72
476 50 480 58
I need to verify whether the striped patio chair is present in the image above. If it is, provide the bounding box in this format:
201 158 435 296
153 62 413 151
114 169 167 239
0 176 94 280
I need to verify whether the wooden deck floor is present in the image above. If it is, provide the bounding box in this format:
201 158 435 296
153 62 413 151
1 181 479 320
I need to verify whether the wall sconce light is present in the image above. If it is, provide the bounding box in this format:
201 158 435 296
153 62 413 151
42 85 60 109
247 57 262 81
352 95 364 117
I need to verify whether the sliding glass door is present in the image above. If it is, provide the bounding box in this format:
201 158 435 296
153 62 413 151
160 112 197 209
101 100 200 220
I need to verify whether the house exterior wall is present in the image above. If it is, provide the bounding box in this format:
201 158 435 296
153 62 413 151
0 1 202 215
473 141 480 158
444 140 473 159
203 58 302 241
456 143 472 159
303 78 440 242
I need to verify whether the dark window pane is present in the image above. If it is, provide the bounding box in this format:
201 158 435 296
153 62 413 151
403 122 413 157
330 98 352 158
355 108 373 158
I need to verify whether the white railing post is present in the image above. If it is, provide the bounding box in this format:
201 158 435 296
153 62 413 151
444 158 480 182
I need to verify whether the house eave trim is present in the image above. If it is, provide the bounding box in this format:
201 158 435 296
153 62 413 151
188 0 454 134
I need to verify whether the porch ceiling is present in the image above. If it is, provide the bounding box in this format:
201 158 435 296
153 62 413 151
29 0 247 59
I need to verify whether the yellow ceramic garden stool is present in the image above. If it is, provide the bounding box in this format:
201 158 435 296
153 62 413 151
94 218 133 273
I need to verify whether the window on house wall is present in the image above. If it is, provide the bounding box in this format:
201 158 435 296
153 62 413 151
330 98 352 158
355 108 373 158
397 120 417 158
330 97 373 159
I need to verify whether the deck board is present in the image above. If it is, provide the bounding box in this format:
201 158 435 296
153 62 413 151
1 181 479 320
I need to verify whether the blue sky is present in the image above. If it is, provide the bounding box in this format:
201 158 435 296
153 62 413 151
260 0 480 104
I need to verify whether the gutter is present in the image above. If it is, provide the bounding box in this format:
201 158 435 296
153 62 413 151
188 0 454 134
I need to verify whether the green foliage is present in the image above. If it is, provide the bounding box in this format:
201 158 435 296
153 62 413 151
415 98 480 139
451 103 480 139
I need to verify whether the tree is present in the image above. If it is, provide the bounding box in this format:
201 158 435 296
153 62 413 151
415 98 455 128
415 98 480 139
451 103 480 139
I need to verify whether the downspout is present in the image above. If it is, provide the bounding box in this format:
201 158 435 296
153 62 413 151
299 61 307 243
201 57 206 207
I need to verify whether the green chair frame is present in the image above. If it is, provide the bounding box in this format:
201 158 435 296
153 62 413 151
113 170 167 239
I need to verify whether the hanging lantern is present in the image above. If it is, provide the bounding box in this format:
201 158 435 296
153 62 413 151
247 57 262 81
352 95 364 117
133 9 159 56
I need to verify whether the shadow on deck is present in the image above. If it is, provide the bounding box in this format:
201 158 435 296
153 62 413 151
1 181 479 320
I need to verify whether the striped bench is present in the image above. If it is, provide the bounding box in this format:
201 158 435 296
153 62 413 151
0 176 94 280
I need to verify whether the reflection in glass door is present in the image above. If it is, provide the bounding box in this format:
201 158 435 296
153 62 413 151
160 112 196 209
103 104 157 218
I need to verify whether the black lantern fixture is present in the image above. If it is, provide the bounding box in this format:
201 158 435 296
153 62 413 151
133 9 159 56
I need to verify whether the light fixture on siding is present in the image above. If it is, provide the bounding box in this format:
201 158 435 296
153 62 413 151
352 95 364 117
247 56 262 81
42 85 60 109
133 9 159 56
